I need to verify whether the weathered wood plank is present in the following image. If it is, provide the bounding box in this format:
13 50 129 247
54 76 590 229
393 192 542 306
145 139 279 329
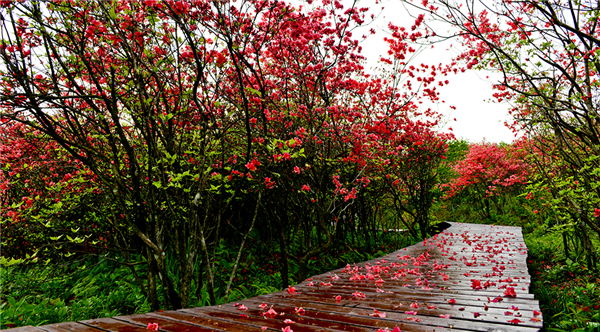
36 322 104 332
2 327 47 332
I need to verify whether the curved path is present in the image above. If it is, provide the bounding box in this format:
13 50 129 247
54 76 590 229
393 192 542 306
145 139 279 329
10 222 542 332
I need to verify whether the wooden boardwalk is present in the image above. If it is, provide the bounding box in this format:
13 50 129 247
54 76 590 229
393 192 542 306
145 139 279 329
8 222 542 332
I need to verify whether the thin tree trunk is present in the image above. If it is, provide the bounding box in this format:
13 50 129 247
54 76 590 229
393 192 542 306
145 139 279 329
146 247 159 311
224 192 262 300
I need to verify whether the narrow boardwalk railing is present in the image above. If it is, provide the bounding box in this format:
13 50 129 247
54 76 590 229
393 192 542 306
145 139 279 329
9 222 542 332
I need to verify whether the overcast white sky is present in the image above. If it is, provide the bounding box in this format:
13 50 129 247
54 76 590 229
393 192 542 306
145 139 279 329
293 0 517 143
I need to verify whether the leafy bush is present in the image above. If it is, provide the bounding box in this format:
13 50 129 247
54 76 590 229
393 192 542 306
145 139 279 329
526 231 600 331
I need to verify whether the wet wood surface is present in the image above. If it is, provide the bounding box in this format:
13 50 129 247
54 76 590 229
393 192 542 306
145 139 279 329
21 222 542 332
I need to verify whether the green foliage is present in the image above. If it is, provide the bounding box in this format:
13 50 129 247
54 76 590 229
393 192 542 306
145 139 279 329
0 259 149 329
526 230 600 331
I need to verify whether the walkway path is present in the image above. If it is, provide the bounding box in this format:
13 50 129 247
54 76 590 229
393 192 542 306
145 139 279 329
10 222 542 332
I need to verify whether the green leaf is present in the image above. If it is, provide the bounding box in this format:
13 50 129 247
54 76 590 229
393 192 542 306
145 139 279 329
0 257 24 267
109 7 117 20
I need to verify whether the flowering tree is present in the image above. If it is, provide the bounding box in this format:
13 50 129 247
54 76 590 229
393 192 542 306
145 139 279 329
0 0 455 311
443 141 531 221
0 0 377 309
399 0 600 267
0 121 107 260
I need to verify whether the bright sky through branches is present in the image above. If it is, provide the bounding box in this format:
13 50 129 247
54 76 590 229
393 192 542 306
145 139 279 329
293 0 516 143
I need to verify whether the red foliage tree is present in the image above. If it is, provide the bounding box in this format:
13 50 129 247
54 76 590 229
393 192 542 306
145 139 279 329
0 0 455 310
444 140 531 220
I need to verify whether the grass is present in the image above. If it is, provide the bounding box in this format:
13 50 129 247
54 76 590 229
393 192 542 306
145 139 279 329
0 258 149 328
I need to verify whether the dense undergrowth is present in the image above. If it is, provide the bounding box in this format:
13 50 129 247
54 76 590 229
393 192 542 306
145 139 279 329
0 229 413 329
525 231 600 331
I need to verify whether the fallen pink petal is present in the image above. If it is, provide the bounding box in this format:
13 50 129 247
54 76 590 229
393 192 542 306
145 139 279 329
370 309 386 318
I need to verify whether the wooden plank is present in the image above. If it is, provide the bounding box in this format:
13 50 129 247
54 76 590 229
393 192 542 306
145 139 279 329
2 327 46 332
80 318 154 332
188 303 455 332
238 295 540 332
36 322 103 332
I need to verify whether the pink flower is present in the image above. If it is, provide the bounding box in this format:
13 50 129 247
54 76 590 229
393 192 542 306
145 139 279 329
238 304 248 310
261 327 268 330
287 286 297 295
352 291 365 298
281 326 293 332
283 319 295 324
295 307 305 315
370 309 386 318
147 323 159 331
301 184 310 192
404 310 417 315
264 307 278 318
259 303 268 310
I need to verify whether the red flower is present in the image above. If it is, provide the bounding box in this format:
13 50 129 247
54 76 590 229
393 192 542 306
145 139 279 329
594 208 600 218
264 306 278 318
503 287 517 297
